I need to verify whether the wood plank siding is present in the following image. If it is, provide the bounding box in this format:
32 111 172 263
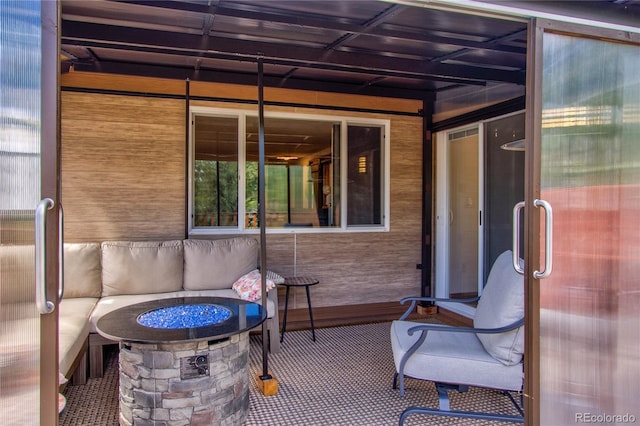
61 72 425 322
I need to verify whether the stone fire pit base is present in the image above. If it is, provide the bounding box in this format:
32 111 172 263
118 332 250 426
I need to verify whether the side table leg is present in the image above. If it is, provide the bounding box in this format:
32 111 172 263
305 285 316 342
280 286 291 343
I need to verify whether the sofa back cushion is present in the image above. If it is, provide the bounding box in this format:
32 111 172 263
63 243 102 298
101 240 184 296
183 238 258 290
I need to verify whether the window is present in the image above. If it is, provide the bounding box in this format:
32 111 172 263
193 115 239 227
189 108 389 234
347 125 383 226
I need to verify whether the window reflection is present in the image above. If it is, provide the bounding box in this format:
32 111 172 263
246 116 341 228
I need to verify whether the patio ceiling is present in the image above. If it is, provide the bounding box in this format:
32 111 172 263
60 0 638 103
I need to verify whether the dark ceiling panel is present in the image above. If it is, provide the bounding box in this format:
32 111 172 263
62 20 525 80
59 0 538 100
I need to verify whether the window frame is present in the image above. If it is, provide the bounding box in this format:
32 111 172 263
188 106 390 235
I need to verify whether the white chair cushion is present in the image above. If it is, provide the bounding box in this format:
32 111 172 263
390 320 523 391
473 250 524 366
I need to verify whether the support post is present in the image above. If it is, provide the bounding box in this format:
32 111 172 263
257 56 278 396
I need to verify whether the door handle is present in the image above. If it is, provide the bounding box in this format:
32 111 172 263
533 199 553 279
35 198 55 314
512 201 525 275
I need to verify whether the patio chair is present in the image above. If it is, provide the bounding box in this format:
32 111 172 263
390 250 525 424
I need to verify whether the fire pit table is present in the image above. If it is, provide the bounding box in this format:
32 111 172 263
96 296 266 426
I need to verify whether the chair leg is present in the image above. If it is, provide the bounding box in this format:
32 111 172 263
506 390 525 417
398 383 524 425
399 406 524 425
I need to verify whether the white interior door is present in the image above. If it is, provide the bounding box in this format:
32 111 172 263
435 126 483 317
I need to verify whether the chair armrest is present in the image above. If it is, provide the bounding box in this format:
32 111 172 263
398 296 481 320
406 317 524 337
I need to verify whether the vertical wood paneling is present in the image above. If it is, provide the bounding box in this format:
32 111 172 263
61 92 186 241
60 73 424 311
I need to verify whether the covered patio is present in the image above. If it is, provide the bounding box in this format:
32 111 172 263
1 1 638 425
58 0 532 329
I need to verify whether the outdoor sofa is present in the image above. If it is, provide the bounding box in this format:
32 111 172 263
59 237 281 385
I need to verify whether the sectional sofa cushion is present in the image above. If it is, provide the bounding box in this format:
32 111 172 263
183 238 258 290
58 297 98 377
101 240 184 296
63 243 102 298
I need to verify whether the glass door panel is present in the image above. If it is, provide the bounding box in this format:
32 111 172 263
538 31 640 424
484 113 525 280
1 1 43 422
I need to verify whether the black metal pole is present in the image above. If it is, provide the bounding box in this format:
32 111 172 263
257 57 271 380
216 161 221 226
184 78 190 238
286 164 291 224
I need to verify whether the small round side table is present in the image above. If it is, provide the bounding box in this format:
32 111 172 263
279 276 320 342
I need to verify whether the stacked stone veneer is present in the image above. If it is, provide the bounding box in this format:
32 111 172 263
118 332 250 426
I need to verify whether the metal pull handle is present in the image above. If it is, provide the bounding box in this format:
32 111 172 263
533 199 553 279
58 204 64 302
35 198 55 314
512 201 525 275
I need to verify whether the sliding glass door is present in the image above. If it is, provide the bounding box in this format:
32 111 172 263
528 20 640 425
0 1 60 423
